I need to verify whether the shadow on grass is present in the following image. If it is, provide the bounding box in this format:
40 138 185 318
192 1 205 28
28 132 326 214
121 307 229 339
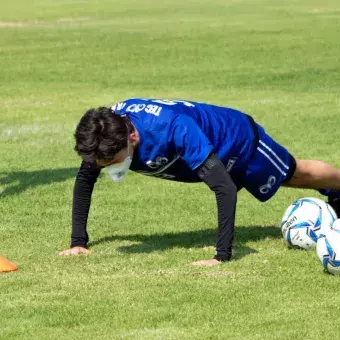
89 226 281 260
0 168 78 197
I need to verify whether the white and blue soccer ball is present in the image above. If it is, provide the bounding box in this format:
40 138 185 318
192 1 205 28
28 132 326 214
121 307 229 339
316 220 340 275
280 197 337 250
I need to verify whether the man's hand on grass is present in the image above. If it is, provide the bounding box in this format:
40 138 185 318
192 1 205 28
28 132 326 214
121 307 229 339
191 259 222 267
58 246 91 256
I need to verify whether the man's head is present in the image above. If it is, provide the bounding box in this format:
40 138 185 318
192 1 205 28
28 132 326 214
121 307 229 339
74 107 139 167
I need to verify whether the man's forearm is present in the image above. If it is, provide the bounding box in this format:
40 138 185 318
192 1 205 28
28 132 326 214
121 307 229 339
71 161 101 248
196 153 237 261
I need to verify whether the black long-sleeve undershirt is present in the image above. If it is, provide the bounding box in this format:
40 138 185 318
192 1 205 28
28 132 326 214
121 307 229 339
71 154 237 261
71 161 101 248
196 154 237 261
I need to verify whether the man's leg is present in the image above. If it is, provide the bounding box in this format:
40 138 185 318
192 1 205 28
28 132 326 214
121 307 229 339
283 159 340 190
283 159 340 216
241 122 340 208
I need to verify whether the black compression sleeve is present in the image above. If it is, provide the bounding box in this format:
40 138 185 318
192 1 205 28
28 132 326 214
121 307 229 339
71 161 102 248
196 153 237 262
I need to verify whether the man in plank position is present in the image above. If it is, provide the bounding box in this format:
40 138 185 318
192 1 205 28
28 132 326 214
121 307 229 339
59 98 340 266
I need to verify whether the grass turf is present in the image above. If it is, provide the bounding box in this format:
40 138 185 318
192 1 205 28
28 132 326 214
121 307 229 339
1 0 340 339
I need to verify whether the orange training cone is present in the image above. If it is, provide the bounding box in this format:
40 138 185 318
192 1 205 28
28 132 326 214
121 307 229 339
0 255 18 273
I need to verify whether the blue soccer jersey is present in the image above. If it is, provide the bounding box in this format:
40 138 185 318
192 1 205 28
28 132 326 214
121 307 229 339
111 98 258 183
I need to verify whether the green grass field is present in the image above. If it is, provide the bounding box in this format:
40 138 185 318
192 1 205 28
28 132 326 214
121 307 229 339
1 0 340 339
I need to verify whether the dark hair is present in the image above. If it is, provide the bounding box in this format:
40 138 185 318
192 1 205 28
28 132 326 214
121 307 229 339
74 107 133 161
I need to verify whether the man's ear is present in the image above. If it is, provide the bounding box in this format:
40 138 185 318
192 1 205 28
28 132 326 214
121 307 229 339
129 130 139 146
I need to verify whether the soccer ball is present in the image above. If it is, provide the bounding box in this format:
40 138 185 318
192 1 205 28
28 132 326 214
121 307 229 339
316 224 340 275
280 197 337 250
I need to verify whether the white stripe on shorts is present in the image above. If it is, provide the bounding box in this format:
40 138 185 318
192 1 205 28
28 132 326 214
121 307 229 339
257 147 287 176
259 140 289 170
